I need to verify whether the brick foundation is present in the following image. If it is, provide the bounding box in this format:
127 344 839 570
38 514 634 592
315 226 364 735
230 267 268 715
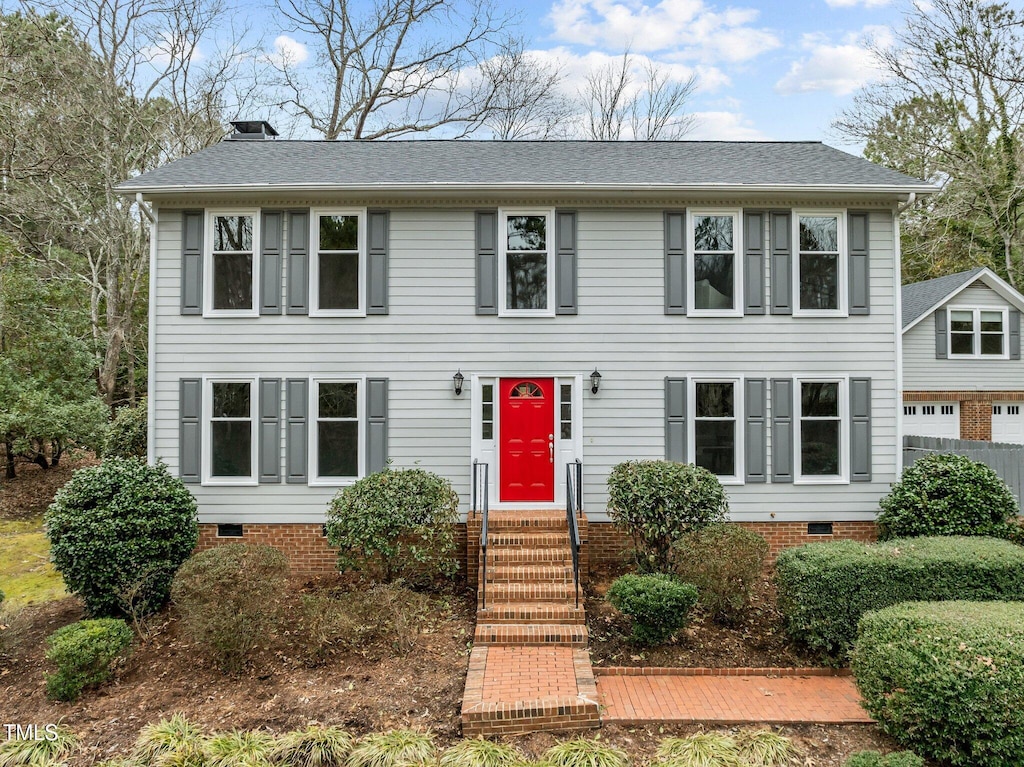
903 389 1024 442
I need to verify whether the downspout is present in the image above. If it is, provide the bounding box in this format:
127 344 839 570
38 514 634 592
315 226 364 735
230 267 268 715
140 194 157 465
893 193 914 479
896 192 916 216
136 192 155 224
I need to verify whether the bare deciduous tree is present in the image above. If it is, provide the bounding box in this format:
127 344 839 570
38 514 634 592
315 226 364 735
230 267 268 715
479 40 574 140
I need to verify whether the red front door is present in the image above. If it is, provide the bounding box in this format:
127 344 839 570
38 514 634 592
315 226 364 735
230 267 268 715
500 378 555 502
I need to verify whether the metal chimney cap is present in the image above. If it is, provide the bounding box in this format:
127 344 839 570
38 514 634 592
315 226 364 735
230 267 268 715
227 120 279 140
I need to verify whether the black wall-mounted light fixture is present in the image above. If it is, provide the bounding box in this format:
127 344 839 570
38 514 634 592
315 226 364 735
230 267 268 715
590 368 602 394
453 370 465 396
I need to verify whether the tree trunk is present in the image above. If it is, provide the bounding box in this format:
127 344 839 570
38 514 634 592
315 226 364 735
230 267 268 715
4 439 15 480
33 453 49 470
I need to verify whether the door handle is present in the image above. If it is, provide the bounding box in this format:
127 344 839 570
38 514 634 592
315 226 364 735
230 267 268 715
549 434 554 463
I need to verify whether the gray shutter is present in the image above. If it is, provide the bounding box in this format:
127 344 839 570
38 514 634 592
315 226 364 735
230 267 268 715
260 211 283 315
664 211 686 315
367 210 389 314
745 378 767 483
935 310 948 359
848 211 870 315
181 210 203 315
1010 309 1021 360
366 378 389 474
771 378 794 482
555 210 578 315
476 211 498 315
665 377 687 461
850 377 871 482
769 210 792 315
179 378 201 483
285 378 308 483
286 209 310 315
259 378 282 483
743 211 766 314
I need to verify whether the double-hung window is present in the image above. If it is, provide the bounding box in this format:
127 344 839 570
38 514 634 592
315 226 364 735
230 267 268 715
692 379 742 482
206 211 258 316
312 210 365 316
796 379 846 482
311 379 362 484
948 306 1008 358
689 211 741 315
500 209 554 316
794 211 846 316
205 379 257 484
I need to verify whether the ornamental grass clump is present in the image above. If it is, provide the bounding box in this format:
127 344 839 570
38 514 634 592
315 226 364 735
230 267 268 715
606 574 698 646
44 618 133 701
0 726 77 767
133 715 207 767
205 731 275 767
270 727 354 767
543 738 629 767
347 730 436 767
734 729 802 767
439 739 523 767
655 733 742 767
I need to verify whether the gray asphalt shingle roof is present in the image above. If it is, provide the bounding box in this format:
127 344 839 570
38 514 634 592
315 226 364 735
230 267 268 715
118 139 933 192
901 268 987 328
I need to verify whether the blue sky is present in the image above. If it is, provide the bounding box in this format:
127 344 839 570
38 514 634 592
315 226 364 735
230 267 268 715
262 0 906 152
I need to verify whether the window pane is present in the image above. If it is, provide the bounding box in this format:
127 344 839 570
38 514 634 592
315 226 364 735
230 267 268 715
693 215 733 251
799 216 838 252
695 421 735 476
482 403 493 421
507 216 546 251
214 215 253 252
799 252 838 310
801 420 840 475
801 382 838 417
482 384 493 403
950 311 974 332
507 253 547 310
213 253 253 310
981 311 1003 332
696 382 734 418
319 382 358 419
320 215 358 250
482 423 493 440
318 421 358 477
213 382 250 418
319 252 359 310
211 421 251 477
694 253 734 310
981 333 1004 355
951 332 974 355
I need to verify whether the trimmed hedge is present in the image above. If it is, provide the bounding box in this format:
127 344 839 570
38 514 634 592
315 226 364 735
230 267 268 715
775 536 1024 660
44 618 133 701
853 601 1024 767
606 573 698 646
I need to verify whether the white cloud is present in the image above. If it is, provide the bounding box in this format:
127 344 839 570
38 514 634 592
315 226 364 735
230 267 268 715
267 35 308 67
825 0 892 7
547 0 780 63
687 111 768 140
774 27 890 96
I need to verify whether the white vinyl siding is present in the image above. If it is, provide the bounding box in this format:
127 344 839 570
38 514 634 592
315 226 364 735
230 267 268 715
152 205 899 524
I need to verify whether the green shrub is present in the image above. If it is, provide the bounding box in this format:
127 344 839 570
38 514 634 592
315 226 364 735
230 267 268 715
775 536 1024 660
0 725 77 767
674 524 768 625
347 730 436 767
606 573 698 646
45 458 198 617
853 601 1024 767
270 727 353 767
44 618 133 701
104 398 148 459
324 468 459 583
544 738 629 767
878 452 1020 540
170 544 290 674
607 460 728 572
439 740 523 767
844 752 925 767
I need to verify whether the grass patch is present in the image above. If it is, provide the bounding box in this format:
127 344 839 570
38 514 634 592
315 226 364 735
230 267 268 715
0 517 65 605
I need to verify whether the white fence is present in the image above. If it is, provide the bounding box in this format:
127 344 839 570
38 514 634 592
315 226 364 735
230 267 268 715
903 435 1024 507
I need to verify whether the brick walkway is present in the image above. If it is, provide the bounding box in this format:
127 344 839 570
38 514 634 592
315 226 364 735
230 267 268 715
596 668 874 725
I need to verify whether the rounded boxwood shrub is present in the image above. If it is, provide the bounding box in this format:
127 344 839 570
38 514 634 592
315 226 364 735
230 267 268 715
104 398 148 459
674 523 768 625
606 573 698 646
46 458 198 617
171 543 290 674
44 618 133 701
853 601 1024 767
324 468 459 583
607 460 728 572
844 752 924 767
878 453 1020 540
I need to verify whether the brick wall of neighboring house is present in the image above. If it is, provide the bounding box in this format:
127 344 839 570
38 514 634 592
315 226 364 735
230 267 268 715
904 389 1024 441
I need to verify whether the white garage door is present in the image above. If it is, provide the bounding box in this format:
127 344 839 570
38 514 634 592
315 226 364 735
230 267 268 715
903 401 959 439
992 403 1024 444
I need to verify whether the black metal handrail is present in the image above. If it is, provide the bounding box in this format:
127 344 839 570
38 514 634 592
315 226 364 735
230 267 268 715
565 459 583 608
472 460 490 609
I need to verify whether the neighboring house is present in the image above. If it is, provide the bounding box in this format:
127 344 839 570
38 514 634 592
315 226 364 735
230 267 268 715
902 267 1024 443
118 122 934 569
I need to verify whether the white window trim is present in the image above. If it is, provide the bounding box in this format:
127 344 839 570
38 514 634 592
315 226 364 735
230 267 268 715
688 377 744 484
794 376 849 485
310 208 367 318
947 305 1010 359
201 376 258 486
687 209 743 318
498 208 556 317
792 209 848 318
204 209 260 318
308 376 366 486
